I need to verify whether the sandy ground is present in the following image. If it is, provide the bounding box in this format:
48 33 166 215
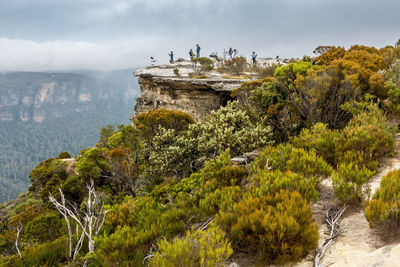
232 133 400 267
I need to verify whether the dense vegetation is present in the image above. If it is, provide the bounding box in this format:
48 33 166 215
0 70 138 203
1 42 400 266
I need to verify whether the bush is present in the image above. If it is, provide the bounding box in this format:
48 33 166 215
149 226 233 267
365 169 400 239
0 236 68 267
23 213 62 243
57 152 71 159
136 109 195 140
253 144 333 182
332 162 374 204
189 101 273 156
191 57 214 74
252 170 318 202
216 190 318 265
217 57 248 75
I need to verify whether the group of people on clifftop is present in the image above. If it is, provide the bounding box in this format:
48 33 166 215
150 44 282 67
167 44 201 64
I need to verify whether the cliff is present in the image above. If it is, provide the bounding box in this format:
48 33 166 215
0 71 137 123
0 71 138 203
132 61 250 120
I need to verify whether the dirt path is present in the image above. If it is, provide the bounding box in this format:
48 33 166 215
306 133 400 267
233 134 400 267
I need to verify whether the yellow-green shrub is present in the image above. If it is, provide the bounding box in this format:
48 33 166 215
291 123 341 165
252 170 318 202
149 226 233 267
253 143 333 182
365 169 400 238
216 190 318 265
332 162 374 204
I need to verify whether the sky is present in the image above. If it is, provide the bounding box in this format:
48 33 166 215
0 0 399 71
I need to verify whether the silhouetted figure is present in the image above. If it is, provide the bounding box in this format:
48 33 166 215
150 57 156 66
189 49 194 59
196 44 201 58
169 51 174 63
233 49 238 58
251 52 257 66
228 47 233 59
276 55 280 64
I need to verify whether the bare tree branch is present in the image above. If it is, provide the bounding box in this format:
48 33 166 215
15 223 26 267
314 206 347 267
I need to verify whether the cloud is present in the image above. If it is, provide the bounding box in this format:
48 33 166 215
0 0 399 71
0 37 167 71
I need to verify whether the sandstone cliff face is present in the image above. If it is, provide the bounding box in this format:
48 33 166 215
133 61 250 120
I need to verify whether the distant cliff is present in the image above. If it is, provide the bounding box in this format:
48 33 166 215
0 70 138 203
0 72 136 123
133 61 249 120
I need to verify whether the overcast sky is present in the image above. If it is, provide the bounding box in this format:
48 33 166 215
0 0 399 71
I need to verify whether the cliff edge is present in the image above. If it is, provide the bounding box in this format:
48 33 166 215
132 61 251 120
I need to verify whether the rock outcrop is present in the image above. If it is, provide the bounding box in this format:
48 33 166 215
132 61 250 120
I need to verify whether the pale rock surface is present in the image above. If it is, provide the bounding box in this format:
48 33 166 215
133 61 251 120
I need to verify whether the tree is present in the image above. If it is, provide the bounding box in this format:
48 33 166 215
49 180 109 266
135 109 195 141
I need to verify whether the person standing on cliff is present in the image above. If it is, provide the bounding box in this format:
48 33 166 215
251 52 257 67
169 51 174 63
196 44 201 58
189 49 194 60
150 57 156 66
228 47 233 59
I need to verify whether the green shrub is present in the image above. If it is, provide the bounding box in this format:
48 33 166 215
253 143 333 182
332 162 374 204
216 190 318 265
291 123 341 165
57 151 71 159
23 213 62 243
149 226 233 267
189 101 273 156
217 57 248 75
136 109 195 140
0 237 68 267
252 170 318 202
365 169 400 239
191 57 214 74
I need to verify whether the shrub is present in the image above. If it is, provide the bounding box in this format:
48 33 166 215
337 103 395 170
149 226 233 267
29 158 68 196
365 169 400 239
253 143 333 182
216 190 318 265
191 57 214 74
252 170 318 202
136 109 195 140
189 101 273 156
173 68 180 76
144 127 198 182
217 57 248 75
57 152 71 159
332 162 374 204
22 213 62 243
291 123 341 165
0 236 68 267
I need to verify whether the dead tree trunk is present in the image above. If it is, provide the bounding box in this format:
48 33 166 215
49 180 109 265
314 206 347 267
15 223 26 267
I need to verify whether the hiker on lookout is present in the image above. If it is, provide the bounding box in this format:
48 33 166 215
169 51 174 63
251 51 257 66
228 47 233 59
196 44 201 58
189 49 194 59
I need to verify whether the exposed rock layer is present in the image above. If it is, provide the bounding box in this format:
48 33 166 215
133 62 249 120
